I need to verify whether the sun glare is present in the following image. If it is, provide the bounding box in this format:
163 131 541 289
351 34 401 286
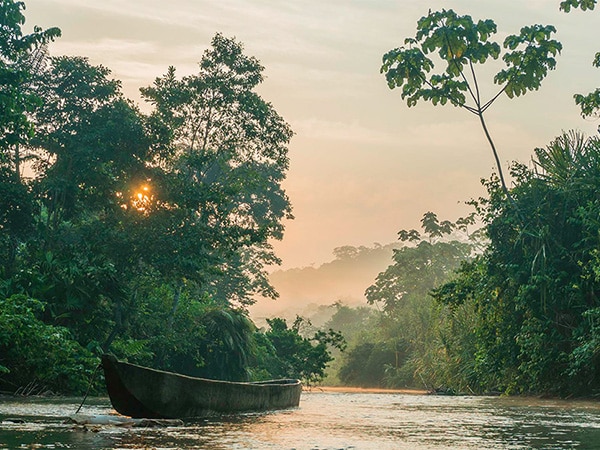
131 184 154 213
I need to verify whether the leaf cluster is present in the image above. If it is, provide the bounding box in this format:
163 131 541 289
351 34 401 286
381 9 561 112
559 0 596 11
560 0 600 118
495 25 562 98
0 295 97 394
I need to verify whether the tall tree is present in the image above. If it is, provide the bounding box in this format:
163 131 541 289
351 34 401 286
0 0 60 180
32 56 147 225
139 33 293 308
380 9 561 199
23 56 150 346
366 212 473 314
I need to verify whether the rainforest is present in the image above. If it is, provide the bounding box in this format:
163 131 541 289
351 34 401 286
2 0 600 401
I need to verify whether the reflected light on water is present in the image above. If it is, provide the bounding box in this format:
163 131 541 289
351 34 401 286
2 392 600 449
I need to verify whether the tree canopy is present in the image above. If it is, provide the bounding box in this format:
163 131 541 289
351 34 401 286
0 2 299 393
367 3 600 396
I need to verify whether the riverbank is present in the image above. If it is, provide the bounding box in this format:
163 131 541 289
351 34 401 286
305 385 428 395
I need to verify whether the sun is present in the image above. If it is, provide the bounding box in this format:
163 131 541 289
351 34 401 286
131 184 154 213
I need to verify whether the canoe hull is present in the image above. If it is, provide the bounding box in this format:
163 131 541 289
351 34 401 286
101 354 302 419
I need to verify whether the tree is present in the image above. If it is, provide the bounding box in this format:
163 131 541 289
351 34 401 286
19 56 150 347
138 33 293 308
263 317 346 385
381 9 561 199
334 213 476 389
32 56 147 225
366 212 473 313
0 0 60 179
0 0 60 276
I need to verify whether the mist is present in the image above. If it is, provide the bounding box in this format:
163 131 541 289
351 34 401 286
249 243 400 326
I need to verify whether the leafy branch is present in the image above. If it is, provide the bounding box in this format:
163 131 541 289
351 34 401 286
560 1 599 120
381 9 561 202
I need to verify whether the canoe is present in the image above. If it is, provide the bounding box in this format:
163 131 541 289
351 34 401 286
101 354 302 419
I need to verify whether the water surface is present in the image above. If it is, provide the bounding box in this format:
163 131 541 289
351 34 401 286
1 391 600 449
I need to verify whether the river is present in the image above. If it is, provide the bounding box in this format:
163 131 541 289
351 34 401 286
2 391 600 449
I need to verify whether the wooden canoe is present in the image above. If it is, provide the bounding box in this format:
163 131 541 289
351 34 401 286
101 354 302 419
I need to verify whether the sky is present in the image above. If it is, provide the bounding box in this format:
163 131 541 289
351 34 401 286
24 0 600 269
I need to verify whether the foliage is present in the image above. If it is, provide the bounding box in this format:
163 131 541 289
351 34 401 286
0 0 60 166
18 56 149 349
32 56 147 222
0 295 97 394
139 33 293 306
191 305 257 380
366 212 473 314
560 0 600 119
338 133 600 395
434 132 600 396
0 3 294 395
381 9 561 196
559 0 596 12
8 0 600 398
0 0 60 276
262 317 346 385
338 342 397 387
323 302 376 348
375 3 600 397
335 213 476 389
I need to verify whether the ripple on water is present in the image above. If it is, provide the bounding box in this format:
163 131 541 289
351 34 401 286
2 393 600 449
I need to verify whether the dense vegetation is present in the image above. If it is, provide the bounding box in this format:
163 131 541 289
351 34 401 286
328 213 479 389
331 2 600 397
3 0 600 398
0 0 342 394
334 134 600 397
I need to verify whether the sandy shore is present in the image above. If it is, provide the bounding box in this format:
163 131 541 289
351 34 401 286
304 386 428 395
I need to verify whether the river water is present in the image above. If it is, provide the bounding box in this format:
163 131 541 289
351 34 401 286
2 391 600 449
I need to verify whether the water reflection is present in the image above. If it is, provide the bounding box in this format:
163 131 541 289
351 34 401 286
1 392 600 449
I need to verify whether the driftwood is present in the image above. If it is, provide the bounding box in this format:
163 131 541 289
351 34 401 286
2 418 25 424
66 414 184 428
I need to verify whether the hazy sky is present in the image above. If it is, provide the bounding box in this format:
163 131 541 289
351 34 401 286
25 0 600 269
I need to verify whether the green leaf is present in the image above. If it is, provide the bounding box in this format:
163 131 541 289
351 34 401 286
560 0 597 12
495 24 561 97
574 88 600 118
